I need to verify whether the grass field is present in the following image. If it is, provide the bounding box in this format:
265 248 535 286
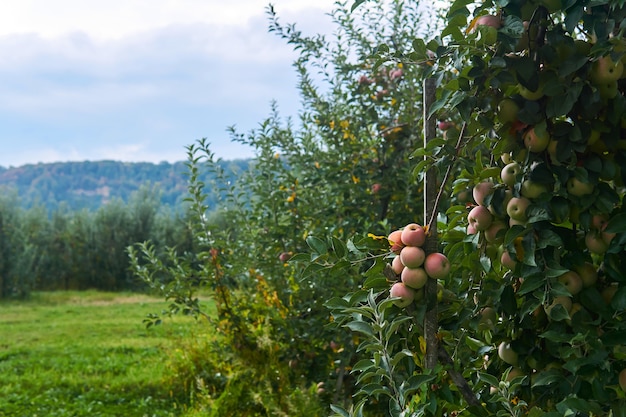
0 291 212 417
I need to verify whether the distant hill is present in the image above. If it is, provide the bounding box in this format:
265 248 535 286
0 159 250 213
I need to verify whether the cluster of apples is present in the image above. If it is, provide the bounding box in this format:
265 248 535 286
386 223 451 307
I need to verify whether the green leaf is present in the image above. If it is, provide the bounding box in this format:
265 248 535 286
345 321 375 337
306 235 328 255
477 372 500 388
611 286 626 310
531 369 562 387
350 0 367 12
330 405 350 417
605 212 626 233
517 274 546 295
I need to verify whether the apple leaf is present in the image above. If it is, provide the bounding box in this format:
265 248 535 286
517 273 545 295
611 286 626 311
605 212 626 233
531 369 562 387
345 320 375 337
546 303 570 321
306 235 328 255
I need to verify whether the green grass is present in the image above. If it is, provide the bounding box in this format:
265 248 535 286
0 290 213 417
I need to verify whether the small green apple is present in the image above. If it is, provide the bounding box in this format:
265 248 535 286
497 98 520 124
557 270 583 296
501 162 522 187
498 341 518 366
567 177 594 197
507 197 531 221
521 180 548 199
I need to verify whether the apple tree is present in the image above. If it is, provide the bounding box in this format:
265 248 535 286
129 2 443 415
315 0 626 415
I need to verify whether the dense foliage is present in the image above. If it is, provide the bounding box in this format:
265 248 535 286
314 0 626 415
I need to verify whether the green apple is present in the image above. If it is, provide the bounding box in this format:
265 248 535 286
521 180 548 199
497 98 520 124
590 55 624 84
479 307 497 330
501 162 522 187
566 177 594 197
557 271 583 295
602 284 618 304
518 82 544 100
507 197 531 221
585 231 608 254
573 262 598 288
544 295 573 318
498 341 519 366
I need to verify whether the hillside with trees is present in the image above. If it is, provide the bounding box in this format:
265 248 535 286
0 159 250 212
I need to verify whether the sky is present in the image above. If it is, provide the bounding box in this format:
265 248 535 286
0 0 338 168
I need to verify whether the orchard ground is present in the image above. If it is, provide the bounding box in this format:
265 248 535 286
0 290 215 417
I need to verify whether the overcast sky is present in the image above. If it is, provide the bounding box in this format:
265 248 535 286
0 1 337 168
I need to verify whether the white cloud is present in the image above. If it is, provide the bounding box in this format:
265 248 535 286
0 2 339 167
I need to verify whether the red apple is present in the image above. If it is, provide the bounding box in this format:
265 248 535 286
389 282 415 307
484 220 507 244
468 205 494 232
401 223 426 247
400 246 426 268
391 255 405 275
501 251 517 270
473 181 494 206
424 252 451 280
401 267 428 290
388 229 405 254
524 127 550 153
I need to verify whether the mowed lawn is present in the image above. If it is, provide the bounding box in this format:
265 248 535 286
0 291 212 417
